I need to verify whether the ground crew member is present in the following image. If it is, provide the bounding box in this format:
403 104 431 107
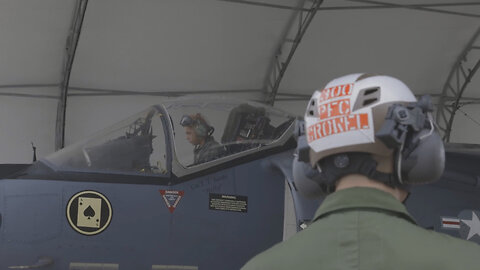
241 73 480 269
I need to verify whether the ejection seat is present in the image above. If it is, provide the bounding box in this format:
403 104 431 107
221 104 275 155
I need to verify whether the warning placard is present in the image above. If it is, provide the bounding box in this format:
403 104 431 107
209 193 247 213
159 190 184 213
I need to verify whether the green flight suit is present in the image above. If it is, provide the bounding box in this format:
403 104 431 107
242 187 480 270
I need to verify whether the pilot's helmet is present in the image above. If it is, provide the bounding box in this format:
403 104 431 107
293 73 445 197
180 113 213 138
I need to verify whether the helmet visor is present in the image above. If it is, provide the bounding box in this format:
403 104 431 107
180 115 194 127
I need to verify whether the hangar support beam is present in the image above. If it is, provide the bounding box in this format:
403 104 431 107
436 27 480 142
263 0 323 106
55 0 89 150
349 0 480 19
221 0 480 15
220 0 480 18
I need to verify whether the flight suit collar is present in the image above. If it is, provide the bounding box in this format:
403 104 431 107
313 187 416 224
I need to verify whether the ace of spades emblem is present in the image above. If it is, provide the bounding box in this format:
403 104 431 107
77 197 102 228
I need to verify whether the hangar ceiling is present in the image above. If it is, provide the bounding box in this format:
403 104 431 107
0 0 479 162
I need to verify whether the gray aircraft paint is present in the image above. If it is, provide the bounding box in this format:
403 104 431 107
0 157 285 269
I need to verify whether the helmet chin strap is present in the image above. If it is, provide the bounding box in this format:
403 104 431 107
316 152 401 194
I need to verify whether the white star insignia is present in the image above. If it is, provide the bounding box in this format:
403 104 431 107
461 211 480 240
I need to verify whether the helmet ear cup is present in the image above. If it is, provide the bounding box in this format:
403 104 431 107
376 97 445 186
194 121 208 137
400 130 445 184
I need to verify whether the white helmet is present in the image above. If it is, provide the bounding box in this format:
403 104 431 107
305 73 416 165
293 73 445 197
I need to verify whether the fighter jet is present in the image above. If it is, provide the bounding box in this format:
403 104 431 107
0 96 479 270
0 97 296 270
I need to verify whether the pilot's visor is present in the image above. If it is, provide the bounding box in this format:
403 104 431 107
180 115 194 127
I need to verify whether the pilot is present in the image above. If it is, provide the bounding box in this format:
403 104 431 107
180 113 226 165
241 74 480 269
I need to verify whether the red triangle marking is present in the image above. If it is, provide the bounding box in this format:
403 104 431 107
159 190 184 213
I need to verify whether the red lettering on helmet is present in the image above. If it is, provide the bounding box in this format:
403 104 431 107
318 83 354 103
319 99 350 119
338 99 350 115
359 113 369 129
307 126 315 142
347 114 358 131
336 117 345 133
344 83 352 96
315 123 323 140
307 113 370 142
